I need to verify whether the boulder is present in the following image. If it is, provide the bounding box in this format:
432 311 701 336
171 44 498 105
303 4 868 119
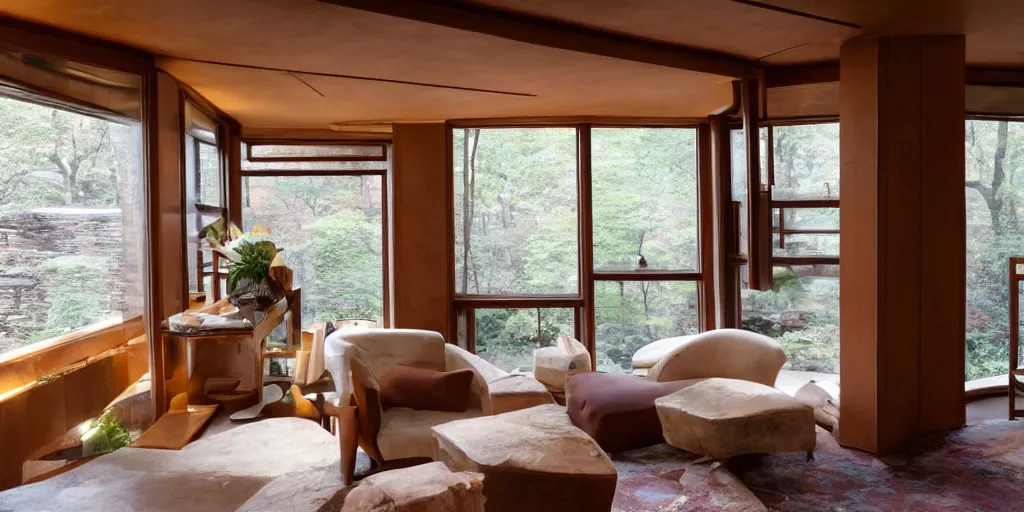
656 378 816 459
341 461 483 512
432 404 616 512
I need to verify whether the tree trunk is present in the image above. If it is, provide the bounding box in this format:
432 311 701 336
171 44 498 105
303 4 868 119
461 129 471 293
966 120 1009 236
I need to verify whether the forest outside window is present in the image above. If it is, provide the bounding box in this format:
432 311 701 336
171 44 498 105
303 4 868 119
964 119 1024 381
735 122 840 375
453 128 580 296
452 125 706 374
241 142 388 328
0 93 145 356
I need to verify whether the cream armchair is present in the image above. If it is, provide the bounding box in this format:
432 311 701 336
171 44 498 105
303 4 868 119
324 328 552 474
644 328 787 386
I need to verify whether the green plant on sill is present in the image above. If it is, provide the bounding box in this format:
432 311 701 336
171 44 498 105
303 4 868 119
81 410 132 456
226 240 279 294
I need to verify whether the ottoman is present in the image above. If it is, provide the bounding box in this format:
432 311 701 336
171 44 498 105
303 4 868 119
655 377 816 459
566 372 699 453
432 404 617 512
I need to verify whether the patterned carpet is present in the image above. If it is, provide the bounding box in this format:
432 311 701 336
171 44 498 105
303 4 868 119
612 421 1024 511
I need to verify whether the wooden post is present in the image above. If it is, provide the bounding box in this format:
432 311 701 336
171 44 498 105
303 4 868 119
839 35 966 454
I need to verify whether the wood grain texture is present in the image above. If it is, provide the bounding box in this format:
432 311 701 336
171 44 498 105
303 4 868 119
390 123 453 341
839 35 966 455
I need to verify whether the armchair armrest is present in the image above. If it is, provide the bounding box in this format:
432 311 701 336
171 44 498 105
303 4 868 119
445 345 553 415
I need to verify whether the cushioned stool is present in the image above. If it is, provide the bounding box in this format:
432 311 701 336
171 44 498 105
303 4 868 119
655 377 816 459
566 372 700 453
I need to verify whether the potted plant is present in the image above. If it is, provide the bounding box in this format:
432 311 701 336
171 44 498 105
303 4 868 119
201 219 285 317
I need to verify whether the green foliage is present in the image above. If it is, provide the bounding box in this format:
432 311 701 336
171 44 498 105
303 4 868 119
226 240 278 294
81 410 132 456
33 256 111 341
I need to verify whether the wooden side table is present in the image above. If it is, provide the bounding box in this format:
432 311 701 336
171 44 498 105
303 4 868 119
152 289 302 421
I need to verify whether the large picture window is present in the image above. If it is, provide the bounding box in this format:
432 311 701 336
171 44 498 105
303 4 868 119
0 95 145 356
241 143 388 328
964 119 1024 381
735 122 840 376
452 125 706 373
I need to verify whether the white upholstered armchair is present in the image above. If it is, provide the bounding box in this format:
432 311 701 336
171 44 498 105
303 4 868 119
324 328 553 475
641 328 787 386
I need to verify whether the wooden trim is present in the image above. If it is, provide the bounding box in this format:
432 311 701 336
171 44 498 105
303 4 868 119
240 169 388 177
775 227 840 235
578 125 597 370
227 125 243 226
0 15 153 75
444 127 456 339
765 63 840 88
592 271 702 281
245 141 388 163
742 78 771 290
772 199 840 208
697 123 715 331
242 127 393 142
710 116 739 328
453 296 584 309
316 0 756 78
0 318 145 395
967 67 1024 87
448 116 706 128
763 116 842 126
773 256 839 266
382 171 393 329
1011 257 1022 418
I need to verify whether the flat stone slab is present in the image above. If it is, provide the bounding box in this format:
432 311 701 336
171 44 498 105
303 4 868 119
0 418 344 512
655 378 816 459
432 404 617 512
341 461 483 512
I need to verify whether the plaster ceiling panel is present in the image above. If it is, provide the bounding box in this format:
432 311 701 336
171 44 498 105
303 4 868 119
462 0 858 62
0 0 736 128
159 58 735 129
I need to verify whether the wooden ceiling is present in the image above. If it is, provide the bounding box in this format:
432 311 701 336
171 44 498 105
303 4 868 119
1 0 1023 130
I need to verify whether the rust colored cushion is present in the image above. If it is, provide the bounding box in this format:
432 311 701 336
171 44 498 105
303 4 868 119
378 365 475 412
566 372 700 453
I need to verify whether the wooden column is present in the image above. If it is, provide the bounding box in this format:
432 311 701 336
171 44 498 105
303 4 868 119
839 35 966 454
389 123 454 341
146 71 186 420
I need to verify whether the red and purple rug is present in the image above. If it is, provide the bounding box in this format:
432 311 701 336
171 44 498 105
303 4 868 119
612 420 1024 511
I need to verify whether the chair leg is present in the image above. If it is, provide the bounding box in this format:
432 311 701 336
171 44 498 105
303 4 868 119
336 405 359 486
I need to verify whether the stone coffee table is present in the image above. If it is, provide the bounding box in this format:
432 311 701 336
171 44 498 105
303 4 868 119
655 377 816 459
432 404 617 512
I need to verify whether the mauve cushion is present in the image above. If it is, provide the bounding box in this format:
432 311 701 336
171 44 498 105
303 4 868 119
378 365 475 412
566 372 700 453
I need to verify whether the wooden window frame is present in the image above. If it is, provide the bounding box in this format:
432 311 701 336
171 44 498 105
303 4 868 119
0 18 154 394
182 97 229 299
239 140 393 327
245 140 388 163
449 121 713 369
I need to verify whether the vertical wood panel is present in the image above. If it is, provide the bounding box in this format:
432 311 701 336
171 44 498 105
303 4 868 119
710 116 738 328
578 125 596 368
742 78 770 291
147 71 185 421
391 123 453 341
918 37 967 431
839 36 880 453
840 35 965 454
697 123 716 331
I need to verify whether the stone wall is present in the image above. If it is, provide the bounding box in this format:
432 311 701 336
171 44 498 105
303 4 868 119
0 209 140 353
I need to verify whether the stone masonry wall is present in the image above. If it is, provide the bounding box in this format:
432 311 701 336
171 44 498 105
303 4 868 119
0 209 135 354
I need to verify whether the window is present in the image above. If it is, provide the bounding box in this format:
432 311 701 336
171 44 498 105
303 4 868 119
473 308 574 372
452 125 707 374
736 122 840 375
243 175 385 326
591 127 702 371
454 128 579 295
594 280 698 372
0 95 145 356
964 119 1024 381
184 101 225 295
241 143 388 328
